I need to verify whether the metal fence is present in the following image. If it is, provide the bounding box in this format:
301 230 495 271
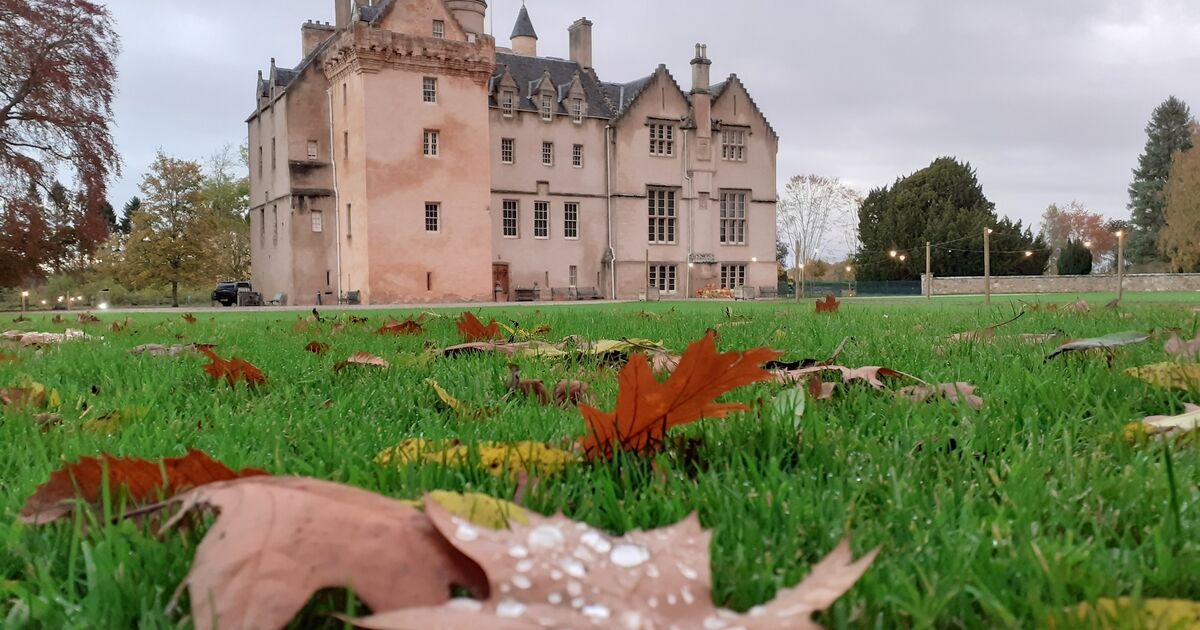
778 280 923 297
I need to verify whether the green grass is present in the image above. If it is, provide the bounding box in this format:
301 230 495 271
2 296 1199 628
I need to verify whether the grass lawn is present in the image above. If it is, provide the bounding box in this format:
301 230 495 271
1 297 1198 628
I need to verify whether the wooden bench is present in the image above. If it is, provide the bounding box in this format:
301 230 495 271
268 292 287 306
574 287 602 300
550 287 572 301
338 290 361 305
513 287 539 302
758 286 779 299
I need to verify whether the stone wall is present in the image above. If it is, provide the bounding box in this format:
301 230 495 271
923 273 1200 296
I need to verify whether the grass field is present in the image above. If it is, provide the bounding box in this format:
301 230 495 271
1 296 1198 628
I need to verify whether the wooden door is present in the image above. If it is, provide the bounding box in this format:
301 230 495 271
492 263 510 302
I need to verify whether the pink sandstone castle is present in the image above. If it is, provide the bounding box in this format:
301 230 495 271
249 0 778 304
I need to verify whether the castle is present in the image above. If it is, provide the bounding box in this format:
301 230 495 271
248 0 778 304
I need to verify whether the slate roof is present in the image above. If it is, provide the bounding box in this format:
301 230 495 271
492 52 613 117
600 75 653 115
511 5 538 39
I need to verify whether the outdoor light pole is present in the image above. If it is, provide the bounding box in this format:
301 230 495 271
793 239 802 301
983 228 992 304
925 242 932 300
1116 230 1125 301
21 291 29 312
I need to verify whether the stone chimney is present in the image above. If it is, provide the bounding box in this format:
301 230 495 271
446 0 488 38
302 21 335 57
690 44 713 138
334 0 352 29
510 4 538 56
568 18 593 69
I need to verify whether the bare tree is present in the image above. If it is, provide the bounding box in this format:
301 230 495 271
0 0 120 208
777 175 861 290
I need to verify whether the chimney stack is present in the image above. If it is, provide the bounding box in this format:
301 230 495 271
335 0 352 29
569 18 593 69
302 21 335 57
690 44 713 139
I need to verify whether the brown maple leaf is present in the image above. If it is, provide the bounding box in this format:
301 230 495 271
506 364 550 405
377 316 425 336
198 347 266 387
334 351 389 372
353 497 878 630
815 293 841 313
19 449 268 525
305 341 330 355
149 477 487 630
182 313 197 324
553 380 591 406
456 311 502 342
579 331 779 459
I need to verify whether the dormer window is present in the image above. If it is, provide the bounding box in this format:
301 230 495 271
541 94 554 121
571 99 584 123
501 90 515 117
432 20 445 39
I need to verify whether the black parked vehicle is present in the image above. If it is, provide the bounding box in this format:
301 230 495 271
211 281 253 307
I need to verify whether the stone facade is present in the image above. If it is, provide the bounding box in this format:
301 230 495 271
247 0 779 305
925 273 1200 295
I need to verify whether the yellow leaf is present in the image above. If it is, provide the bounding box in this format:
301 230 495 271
426 491 529 529
1125 363 1200 392
81 407 149 435
375 439 577 476
1063 597 1200 629
424 378 496 418
1124 404 1200 444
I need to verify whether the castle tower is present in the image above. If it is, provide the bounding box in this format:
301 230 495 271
446 0 487 38
510 4 538 56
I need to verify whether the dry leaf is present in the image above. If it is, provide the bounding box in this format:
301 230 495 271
19 449 267 525
110 318 131 333
353 499 877 630
507 364 550 405
426 378 496 418
764 337 853 370
335 351 389 372
80 407 148 434
51 314 63 324
815 293 840 314
77 312 101 324
1124 363 1200 392
153 477 487 630
553 380 591 406
1164 331 1200 360
3 329 90 346
775 365 917 391
1061 597 1200 629
305 341 330 355
378 316 425 336
375 439 577 476
182 313 197 324
130 343 209 357
457 312 502 342
1045 331 1150 361
199 347 266 387
898 382 984 410
1 378 61 411
579 331 779 459
442 340 569 359
1123 404 1200 443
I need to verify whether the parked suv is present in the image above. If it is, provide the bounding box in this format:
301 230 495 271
211 281 253 307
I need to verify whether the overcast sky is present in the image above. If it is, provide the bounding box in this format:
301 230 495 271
103 0 1200 246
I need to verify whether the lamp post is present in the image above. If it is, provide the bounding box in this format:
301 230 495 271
1116 230 1125 301
983 228 993 304
20 291 28 312
925 242 932 300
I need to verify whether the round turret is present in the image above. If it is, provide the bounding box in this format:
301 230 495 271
446 0 487 38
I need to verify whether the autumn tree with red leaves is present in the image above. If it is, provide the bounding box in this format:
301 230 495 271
0 0 119 286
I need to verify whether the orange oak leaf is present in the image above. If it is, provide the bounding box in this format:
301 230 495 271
377 316 424 336
456 311 502 342
815 293 840 313
578 331 779 459
198 347 266 387
305 341 330 355
18 449 268 525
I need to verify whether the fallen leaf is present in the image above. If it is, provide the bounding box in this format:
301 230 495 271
110 318 132 333
182 313 197 324
441 340 568 359
456 312 502 342
426 378 496 418
19 449 268 525
553 380 591 406
77 312 101 324
1061 597 1200 629
1 377 61 411
770 388 806 428
764 337 853 370
80 407 149 434
506 364 550 405
12 315 30 323
1066 298 1090 313
0 352 17 362
424 490 529 530
1123 404 1200 443
51 314 63 324
305 341 330 355
150 477 487 630
1124 363 1200 392
774 364 917 391
353 499 877 630
1045 331 1150 361
130 343 209 357
375 439 577 476
898 382 984 410
1164 331 1200 360
1105 299 1121 310
34 412 62 432
815 293 840 313
335 351 389 372
941 311 1025 345
579 331 779 459
198 347 266 387
378 316 425 336
292 315 316 333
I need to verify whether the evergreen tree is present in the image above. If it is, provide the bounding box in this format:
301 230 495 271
119 197 139 235
1057 239 1093 275
1128 96 1195 263
855 157 1044 280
